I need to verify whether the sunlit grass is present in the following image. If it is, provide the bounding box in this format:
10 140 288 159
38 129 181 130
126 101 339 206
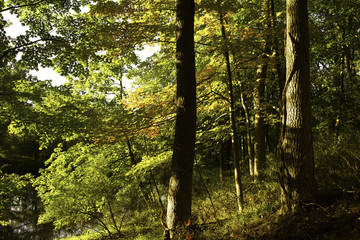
56 231 103 240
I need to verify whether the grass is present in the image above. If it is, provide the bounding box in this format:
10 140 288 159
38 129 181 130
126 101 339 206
58 148 360 240
57 231 103 240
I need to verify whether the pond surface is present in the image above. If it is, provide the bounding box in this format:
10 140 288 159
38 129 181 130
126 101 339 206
0 187 58 240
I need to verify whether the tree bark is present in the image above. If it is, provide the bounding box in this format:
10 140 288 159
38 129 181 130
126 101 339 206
280 0 315 213
165 0 196 238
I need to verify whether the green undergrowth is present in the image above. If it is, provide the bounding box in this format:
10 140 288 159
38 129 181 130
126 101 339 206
72 189 359 240
57 168 282 240
191 172 281 224
57 231 105 240
191 169 282 240
58 147 360 240
224 190 360 240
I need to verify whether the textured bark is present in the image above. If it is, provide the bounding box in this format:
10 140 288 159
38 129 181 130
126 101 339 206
165 0 196 238
280 0 315 213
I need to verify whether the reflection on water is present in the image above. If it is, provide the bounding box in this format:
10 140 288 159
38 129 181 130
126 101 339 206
0 187 57 240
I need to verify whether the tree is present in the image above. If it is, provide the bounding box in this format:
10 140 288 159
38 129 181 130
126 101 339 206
165 0 196 238
253 0 272 180
34 143 135 239
279 0 315 213
219 8 244 213
309 0 360 137
0 168 32 227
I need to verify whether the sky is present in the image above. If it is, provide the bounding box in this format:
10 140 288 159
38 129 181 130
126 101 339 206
3 11 158 88
3 11 68 86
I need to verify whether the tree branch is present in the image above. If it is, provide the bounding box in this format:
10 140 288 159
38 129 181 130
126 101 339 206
0 0 46 13
0 38 66 60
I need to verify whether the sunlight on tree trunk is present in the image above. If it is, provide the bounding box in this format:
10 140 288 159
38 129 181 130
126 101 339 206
220 11 244 214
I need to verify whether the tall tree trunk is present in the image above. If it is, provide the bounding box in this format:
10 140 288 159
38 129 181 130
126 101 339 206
254 60 267 179
280 0 315 213
269 0 285 104
253 0 271 179
269 0 285 152
333 28 346 136
220 12 244 213
219 144 224 183
165 0 196 238
237 73 255 178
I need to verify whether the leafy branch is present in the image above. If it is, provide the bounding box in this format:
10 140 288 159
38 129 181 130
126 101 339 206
0 38 66 61
0 0 46 13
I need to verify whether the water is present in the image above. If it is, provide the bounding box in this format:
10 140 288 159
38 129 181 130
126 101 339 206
0 187 57 240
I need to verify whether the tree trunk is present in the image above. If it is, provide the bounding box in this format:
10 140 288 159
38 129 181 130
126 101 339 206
165 0 196 238
219 144 224 183
333 28 346 136
280 0 315 213
253 0 272 179
220 12 244 213
269 0 285 105
269 0 285 153
237 74 255 178
254 60 267 179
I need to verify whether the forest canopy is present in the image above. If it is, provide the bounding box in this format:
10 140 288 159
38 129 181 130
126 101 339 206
1 0 360 239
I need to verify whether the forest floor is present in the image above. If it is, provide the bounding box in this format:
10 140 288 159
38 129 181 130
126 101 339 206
72 188 360 240
196 190 360 240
